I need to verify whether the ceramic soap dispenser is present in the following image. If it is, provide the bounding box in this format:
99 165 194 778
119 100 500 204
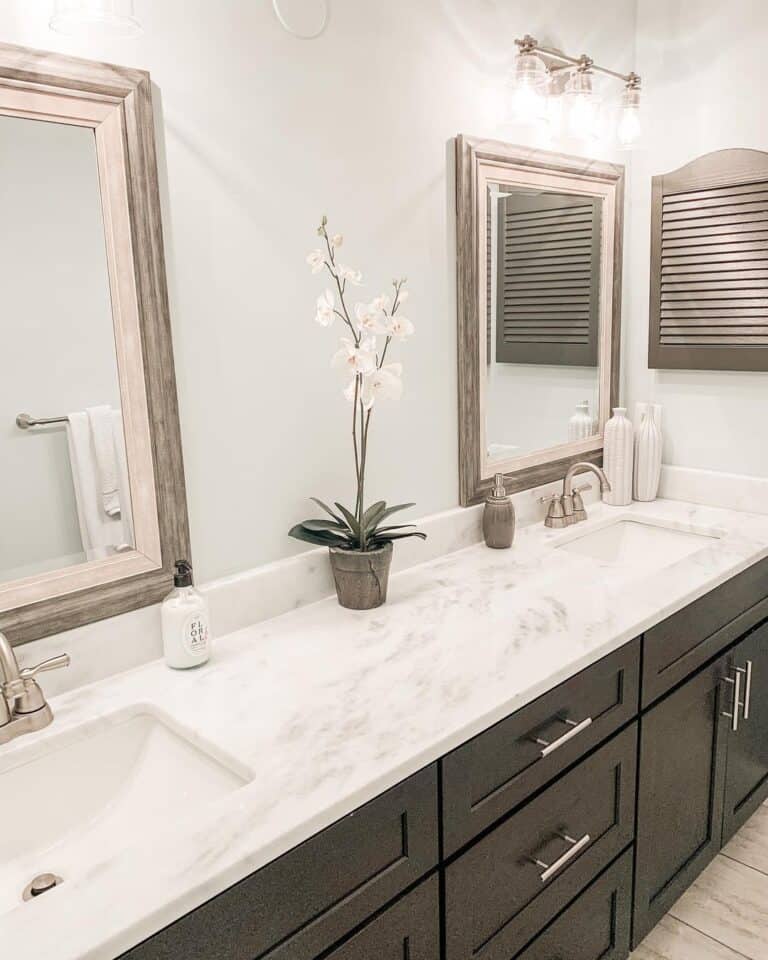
483 474 515 549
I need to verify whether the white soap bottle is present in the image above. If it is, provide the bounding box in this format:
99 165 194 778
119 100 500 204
162 560 211 669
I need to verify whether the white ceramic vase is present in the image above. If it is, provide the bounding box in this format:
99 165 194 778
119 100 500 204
568 400 594 442
602 407 634 506
634 403 663 501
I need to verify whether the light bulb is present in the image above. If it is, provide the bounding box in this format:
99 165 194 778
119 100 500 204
512 84 546 123
508 44 549 125
618 82 642 148
565 68 599 140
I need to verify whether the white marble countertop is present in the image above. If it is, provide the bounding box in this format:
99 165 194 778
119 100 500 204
5 497 768 960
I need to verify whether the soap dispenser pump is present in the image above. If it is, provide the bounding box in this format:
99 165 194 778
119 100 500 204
162 560 211 669
483 474 515 549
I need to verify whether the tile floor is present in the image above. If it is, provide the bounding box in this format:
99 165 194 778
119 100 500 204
631 803 768 960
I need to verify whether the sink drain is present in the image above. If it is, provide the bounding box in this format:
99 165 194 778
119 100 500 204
22 873 63 901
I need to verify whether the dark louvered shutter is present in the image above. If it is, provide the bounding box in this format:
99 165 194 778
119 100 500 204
495 192 601 366
649 148 768 371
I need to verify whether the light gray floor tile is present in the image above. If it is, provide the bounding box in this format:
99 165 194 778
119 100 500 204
723 804 768 876
631 915 748 960
668 855 768 960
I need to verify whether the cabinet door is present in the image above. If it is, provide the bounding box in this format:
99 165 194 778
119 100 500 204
633 654 729 947
723 621 768 843
326 876 439 960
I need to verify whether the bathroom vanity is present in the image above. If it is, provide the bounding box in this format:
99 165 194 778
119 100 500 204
115 537 768 960
4 496 767 960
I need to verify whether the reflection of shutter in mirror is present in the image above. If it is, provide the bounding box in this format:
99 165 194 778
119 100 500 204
496 192 601 366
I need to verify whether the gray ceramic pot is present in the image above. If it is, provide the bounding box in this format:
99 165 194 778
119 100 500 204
328 541 394 610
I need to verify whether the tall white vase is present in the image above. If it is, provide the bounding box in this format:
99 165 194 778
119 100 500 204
634 403 663 501
603 407 634 506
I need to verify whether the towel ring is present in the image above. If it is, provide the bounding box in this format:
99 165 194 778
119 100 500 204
272 0 328 39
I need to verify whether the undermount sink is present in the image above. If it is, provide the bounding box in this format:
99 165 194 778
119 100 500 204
557 519 721 574
0 709 248 916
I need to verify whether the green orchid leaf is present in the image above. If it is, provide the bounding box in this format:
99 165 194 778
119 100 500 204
375 502 416 525
371 524 416 535
301 519 349 534
370 530 427 544
288 524 350 548
335 502 360 536
310 497 346 527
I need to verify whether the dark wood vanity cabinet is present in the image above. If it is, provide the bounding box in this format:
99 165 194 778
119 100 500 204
722 621 768 843
633 653 730 944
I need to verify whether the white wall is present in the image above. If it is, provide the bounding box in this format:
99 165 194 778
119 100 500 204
626 0 768 477
0 116 121 580
0 0 638 582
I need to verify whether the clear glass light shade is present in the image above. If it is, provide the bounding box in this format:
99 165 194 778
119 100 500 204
508 51 549 124
617 87 642 148
565 70 600 139
50 0 142 37
513 51 549 91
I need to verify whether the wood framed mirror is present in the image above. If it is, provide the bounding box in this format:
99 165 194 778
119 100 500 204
456 135 625 505
0 43 189 645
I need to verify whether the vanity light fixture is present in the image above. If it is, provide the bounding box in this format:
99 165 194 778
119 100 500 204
49 0 142 38
509 35 642 148
508 35 549 123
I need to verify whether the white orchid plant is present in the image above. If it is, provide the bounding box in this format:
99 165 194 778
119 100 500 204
289 217 426 553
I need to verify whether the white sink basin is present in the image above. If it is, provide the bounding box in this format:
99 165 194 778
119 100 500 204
557 519 720 575
0 709 248 916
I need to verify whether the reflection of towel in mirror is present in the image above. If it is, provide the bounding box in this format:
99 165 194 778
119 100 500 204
86 404 121 517
66 410 135 562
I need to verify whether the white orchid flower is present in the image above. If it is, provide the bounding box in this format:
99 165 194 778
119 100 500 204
335 263 363 286
359 363 403 409
370 294 391 313
331 234 343 248
306 249 325 274
385 315 415 338
354 300 387 335
315 289 335 327
332 336 377 377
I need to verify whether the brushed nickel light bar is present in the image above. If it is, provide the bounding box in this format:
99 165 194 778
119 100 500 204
511 34 642 148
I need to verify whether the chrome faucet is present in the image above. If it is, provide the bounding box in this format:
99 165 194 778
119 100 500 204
541 462 612 529
0 632 70 745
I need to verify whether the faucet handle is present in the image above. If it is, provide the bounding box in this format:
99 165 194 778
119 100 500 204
19 654 70 681
538 492 561 505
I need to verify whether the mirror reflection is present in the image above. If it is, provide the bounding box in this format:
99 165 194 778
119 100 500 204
485 182 603 462
0 115 133 585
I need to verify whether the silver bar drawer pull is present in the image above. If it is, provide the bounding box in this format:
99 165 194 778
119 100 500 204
532 716 593 758
722 668 743 733
736 660 754 721
529 832 591 883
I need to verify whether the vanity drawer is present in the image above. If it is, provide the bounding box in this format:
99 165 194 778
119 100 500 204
118 765 438 960
642 556 768 706
512 850 633 960
321 875 439 960
441 639 640 854
444 723 637 960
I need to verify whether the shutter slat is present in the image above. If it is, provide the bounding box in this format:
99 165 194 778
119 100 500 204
663 198 768 220
662 335 768 345
661 269 768 281
663 180 768 205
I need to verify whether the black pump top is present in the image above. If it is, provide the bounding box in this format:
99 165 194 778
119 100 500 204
174 560 194 588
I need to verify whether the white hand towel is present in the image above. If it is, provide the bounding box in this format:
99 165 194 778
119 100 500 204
87 405 121 517
66 412 133 561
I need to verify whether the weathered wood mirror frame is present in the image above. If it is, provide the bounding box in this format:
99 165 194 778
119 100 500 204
456 135 625 506
0 43 189 645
